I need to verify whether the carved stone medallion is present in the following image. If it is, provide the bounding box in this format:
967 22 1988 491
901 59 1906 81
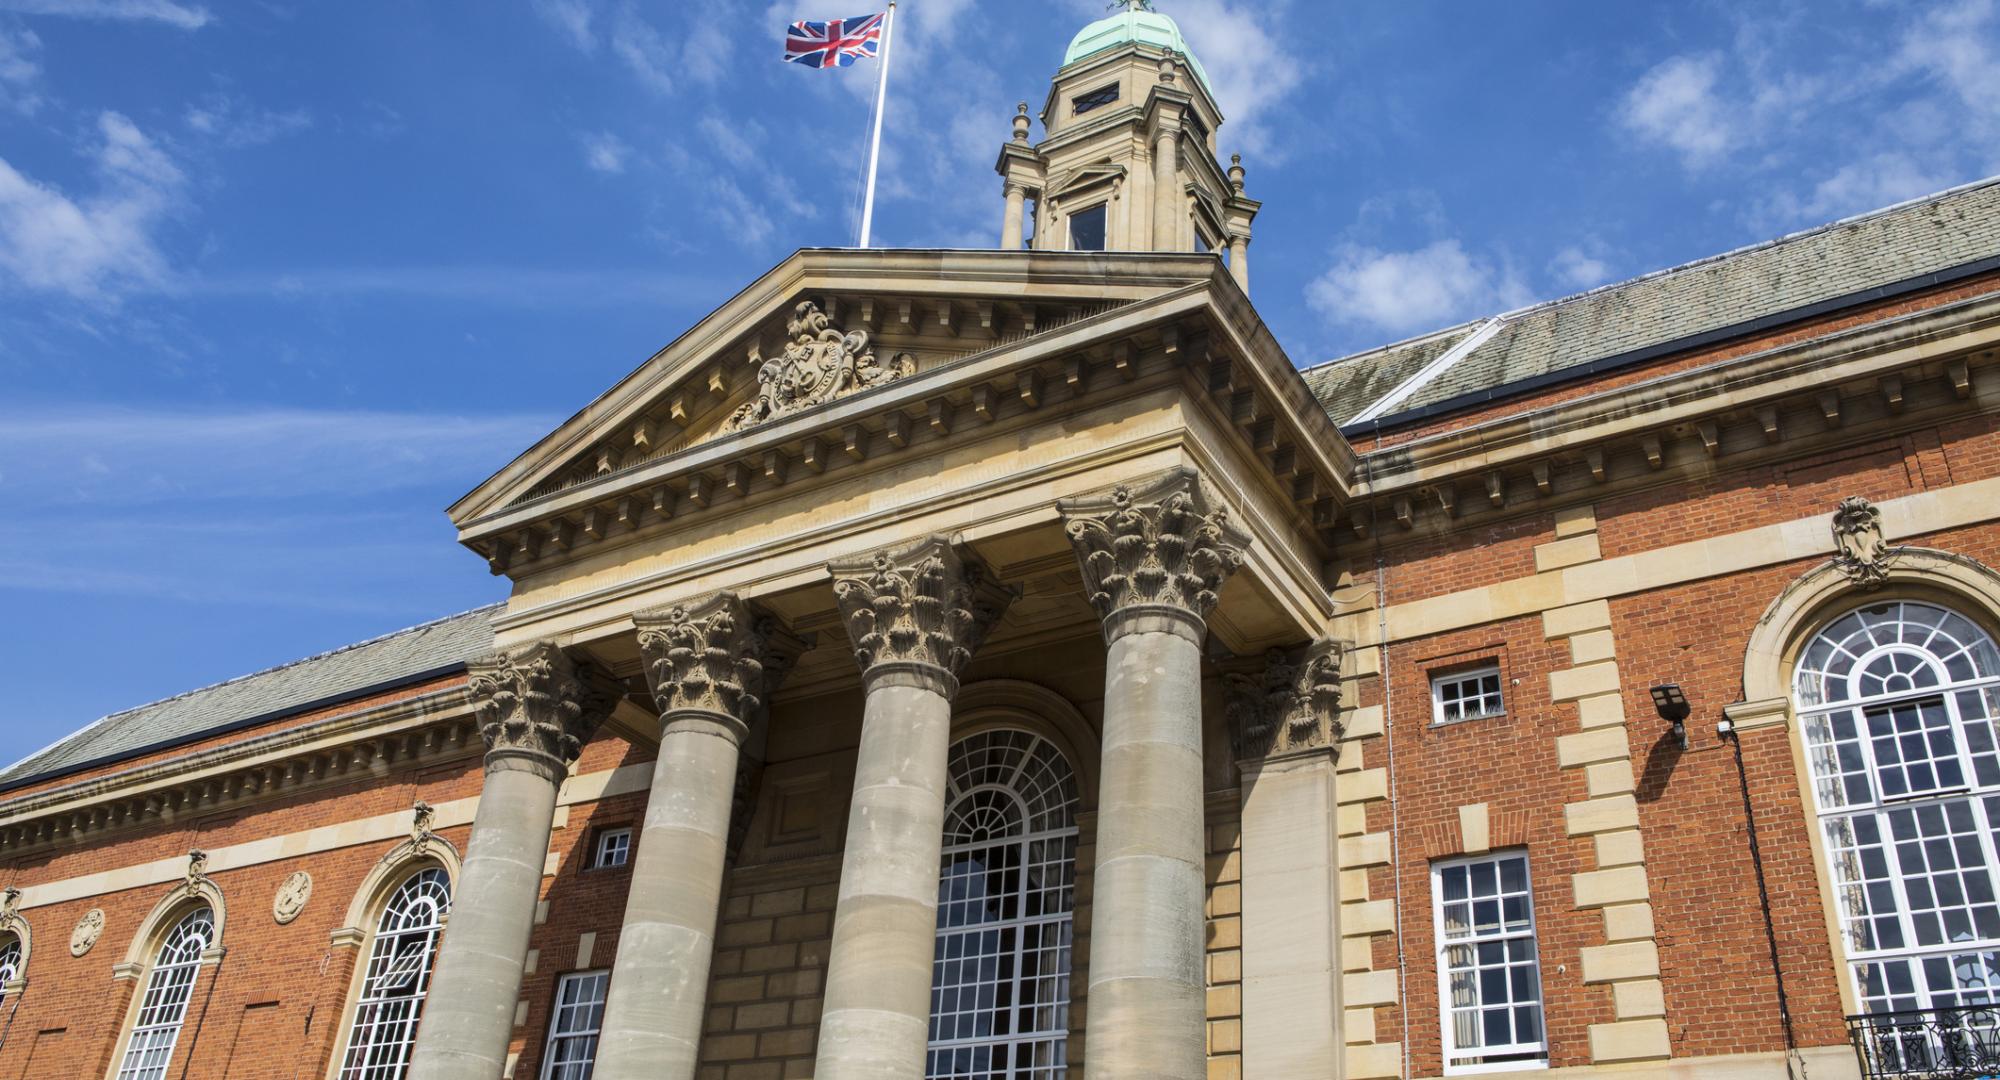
273 871 313 925
722 301 910 432
1831 496 1892 588
70 908 104 957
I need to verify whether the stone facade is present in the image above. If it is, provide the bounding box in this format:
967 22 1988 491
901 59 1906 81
2 9 2000 1080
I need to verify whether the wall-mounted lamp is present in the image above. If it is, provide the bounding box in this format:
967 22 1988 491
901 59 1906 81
1650 683 1690 750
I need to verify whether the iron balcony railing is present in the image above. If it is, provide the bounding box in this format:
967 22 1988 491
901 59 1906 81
1848 1004 2000 1080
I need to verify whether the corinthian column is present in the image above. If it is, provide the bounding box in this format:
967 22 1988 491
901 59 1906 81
1059 469 1247 1080
410 642 616 1080
812 537 1013 1080
594 594 807 1080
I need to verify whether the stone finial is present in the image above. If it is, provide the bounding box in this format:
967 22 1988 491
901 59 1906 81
1060 469 1249 636
1226 639 1344 761
633 592 811 735
1831 496 1892 589
467 642 619 772
1012 101 1031 143
1228 153 1245 194
830 535 1015 693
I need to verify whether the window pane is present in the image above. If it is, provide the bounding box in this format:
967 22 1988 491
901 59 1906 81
1068 206 1106 252
1435 853 1544 1070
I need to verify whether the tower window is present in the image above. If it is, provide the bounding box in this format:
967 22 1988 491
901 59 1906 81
1072 83 1119 116
1069 205 1107 252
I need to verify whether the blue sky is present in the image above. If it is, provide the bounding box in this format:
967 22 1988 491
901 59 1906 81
1 0 1996 765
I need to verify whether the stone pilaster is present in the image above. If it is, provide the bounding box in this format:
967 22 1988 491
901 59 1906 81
811 536 1012 1080
1060 469 1247 1080
408 642 616 1080
1228 640 1347 1078
594 593 807 1080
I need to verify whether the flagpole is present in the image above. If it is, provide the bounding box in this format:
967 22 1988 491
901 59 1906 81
857 1 895 247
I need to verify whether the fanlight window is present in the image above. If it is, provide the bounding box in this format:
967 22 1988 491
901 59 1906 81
927 729 1080 1080
115 906 214 1080
1795 602 2000 1015
338 867 453 1080
0 934 19 989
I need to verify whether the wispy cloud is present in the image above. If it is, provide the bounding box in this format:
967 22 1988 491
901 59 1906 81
579 130 630 173
1618 55 1738 170
184 95 312 148
0 0 209 29
0 23 42 114
530 0 595 52
1549 241 1616 292
186 264 713 307
1307 239 1530 337
0 110 183 300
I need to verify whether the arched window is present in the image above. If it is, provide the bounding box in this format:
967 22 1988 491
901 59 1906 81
0 932 20 988
337 867 452 1080
927 728 1081 1080
115 906 214 1080
1795 601 2000 1014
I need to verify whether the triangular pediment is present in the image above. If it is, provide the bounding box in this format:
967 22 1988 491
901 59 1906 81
1046 162 1127 202
448 249 1226 537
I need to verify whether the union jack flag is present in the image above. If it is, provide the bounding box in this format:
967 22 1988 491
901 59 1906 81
783 12 885 68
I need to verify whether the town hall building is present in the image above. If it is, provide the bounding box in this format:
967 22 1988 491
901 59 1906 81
3 5 2000 1080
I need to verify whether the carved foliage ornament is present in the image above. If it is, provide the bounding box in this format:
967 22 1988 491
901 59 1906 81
724 301 911 432
467 642 617 766
181 849 211 899
634 593 809 725
410 800 437 857
1227 639 1344 761
831 536 1014 677
273 871 313 925
1831 496 1894 589
70 908 104 957
0 886 17 920
1062 470 1249 623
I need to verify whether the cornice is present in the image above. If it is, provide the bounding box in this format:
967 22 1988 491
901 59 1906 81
1334 290 2000 541
0 686 482 856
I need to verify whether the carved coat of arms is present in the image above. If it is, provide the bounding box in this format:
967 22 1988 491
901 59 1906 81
70 908 104 957
723 301 909 432
273 871 313 925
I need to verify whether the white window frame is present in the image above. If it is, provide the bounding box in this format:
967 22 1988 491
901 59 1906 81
539 970 609 1080
1432 852 1548 1075
1794 600 2000 1016
592 828 632 870
336 867 452 1080
115 906 214 1080
1431 665 1505 725
0 933 20 989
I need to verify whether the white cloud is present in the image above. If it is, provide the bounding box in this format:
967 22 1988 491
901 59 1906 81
1307 239 1529 336
1895 0 2000 138
705 176 775 247
1755 152 1949 228
698 115 761 169
184 95 312 148
580 130 629 174
0 24 41 114
1549 244 1614 291
1152 0 1307 159
0 0 208 28
609 6 676 94
0 111 183 300
1618 55 1736 169
191 265 712 307
531 0 595 52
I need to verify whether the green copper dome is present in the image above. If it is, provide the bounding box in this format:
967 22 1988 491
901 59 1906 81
1062 4 1213 96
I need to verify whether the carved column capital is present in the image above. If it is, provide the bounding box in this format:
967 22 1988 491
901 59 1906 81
830 535 1015 698
1226 638 1344 763
633 592 811 743
467 641 619 780
1059 468 1250 643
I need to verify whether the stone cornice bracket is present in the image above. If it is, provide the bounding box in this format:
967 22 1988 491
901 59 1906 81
633 592 813 743
1226 638 1344 763
467 642 619 778
830 535 1017 699
1831 495 1894 589
1059 467 1250 644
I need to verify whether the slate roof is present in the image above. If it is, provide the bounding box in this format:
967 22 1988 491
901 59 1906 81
1307 175 2000 428
0 606 499 792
